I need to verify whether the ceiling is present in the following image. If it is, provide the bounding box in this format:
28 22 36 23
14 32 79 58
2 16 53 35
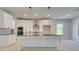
1 7 79 20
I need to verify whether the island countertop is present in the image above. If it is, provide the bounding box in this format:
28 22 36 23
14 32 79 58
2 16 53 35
17 34 63 36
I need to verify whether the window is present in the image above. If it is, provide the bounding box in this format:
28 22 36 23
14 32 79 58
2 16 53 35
57 24 63 35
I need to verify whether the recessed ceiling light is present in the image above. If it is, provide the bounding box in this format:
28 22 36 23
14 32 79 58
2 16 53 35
48 14 50 17
35 14 38 16
24 14 27 16
67 14 70 16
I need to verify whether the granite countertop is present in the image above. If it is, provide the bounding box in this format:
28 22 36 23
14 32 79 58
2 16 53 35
17 34 63 36
0 33 14 35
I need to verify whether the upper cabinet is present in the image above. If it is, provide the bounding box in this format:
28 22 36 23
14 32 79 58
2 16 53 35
0 9 15 29
43 20 51 25
0 9 4 28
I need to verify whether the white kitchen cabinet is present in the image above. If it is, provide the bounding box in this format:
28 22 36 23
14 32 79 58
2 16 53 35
0 9 15 29
0 9 16 47
18 36 58 47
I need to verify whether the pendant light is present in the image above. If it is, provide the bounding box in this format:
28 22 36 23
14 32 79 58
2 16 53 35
48 7 51 18
29 7 32 18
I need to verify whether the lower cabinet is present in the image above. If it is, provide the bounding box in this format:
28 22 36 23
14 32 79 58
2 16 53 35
20 36 57 47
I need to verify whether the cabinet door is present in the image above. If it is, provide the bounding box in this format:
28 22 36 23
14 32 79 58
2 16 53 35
0 35 8 47
43 25 51 35
46 36 57 47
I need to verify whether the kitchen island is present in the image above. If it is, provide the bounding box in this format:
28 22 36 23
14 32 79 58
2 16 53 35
17 35 63 50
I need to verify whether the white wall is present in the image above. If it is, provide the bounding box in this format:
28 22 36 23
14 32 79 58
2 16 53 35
71 17 79 41
50 18 79 41
51 19 71 40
